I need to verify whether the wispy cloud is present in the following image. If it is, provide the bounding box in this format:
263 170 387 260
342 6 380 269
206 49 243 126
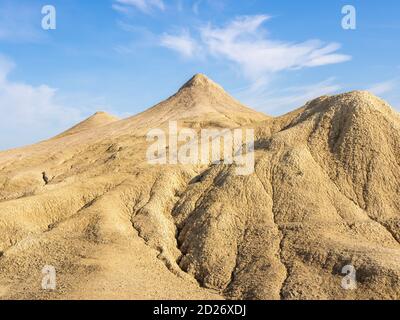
158 15 351 88
160 30 199 57
366 78 399 111
367 79 397 96
235 78 341 115
0 55 92 149
199 15 351 84
113 0 165 14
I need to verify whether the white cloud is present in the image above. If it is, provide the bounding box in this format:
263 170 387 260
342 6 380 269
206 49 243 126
155 15 351 113
155 15 351 104
0 55 85 150
157 15 351 88
112 4 132 15
235 78 341 115
367 79 397 96
113 0 165 14
160 31 199 57
366 78 399 111
199 15 351 83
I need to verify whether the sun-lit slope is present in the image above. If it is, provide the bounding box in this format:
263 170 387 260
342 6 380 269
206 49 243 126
0 74 268 172
0 74 268 203
0 74 399 300
56 111 120 138
129 73 268 128
80 73 269 138
0 74 267 300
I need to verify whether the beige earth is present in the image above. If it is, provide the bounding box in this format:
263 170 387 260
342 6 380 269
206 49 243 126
0 74 399 300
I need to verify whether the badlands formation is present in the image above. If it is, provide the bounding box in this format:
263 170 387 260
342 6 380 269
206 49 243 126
0 74 399 300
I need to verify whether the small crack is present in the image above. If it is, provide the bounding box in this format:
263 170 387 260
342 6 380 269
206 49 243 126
254 154 289 300
129 173 207 286
223 226 248 299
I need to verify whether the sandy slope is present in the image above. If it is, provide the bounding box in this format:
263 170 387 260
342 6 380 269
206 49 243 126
0 74 399 300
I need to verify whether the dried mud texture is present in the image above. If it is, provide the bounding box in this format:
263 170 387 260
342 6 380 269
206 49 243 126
0 74 399 300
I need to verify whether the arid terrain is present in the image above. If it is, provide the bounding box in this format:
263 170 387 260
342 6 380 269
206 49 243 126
0 74 399 300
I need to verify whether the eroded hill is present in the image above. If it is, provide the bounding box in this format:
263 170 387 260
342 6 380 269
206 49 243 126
0 75 399 300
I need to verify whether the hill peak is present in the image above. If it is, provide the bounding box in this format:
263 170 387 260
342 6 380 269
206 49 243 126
179 73 224 92
93 111 110 116
123 73 268 129
331 90 394 115
89 111 118 120
55 111 119 138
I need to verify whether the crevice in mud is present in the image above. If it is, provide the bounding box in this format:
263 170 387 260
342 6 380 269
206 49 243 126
364 215 400 246
46 181 126 233
128 167 239 298
223 227 247 299
361 161 400 246
1 181 123 255
307 142 400 247
307 147 358 208
132 179 158 215
44 197 101 233
255 165 289 300
275 234 289 300
129 172 205 285
173 165 229 231
174 166 240 293
130 207 204 287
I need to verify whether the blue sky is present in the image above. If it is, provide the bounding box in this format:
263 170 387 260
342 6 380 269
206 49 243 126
0 0 399 149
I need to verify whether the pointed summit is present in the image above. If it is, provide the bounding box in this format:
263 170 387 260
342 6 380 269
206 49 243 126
179 73 225 92
56 111 120 138
127 73 268 129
